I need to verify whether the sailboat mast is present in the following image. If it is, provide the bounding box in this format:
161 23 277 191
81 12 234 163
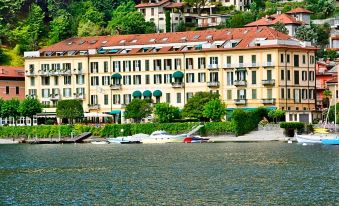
335 84 337 133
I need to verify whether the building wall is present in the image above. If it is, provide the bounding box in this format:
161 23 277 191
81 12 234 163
0 79 25 100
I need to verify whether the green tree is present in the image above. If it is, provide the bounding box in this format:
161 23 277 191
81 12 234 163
124 99 152 123
154 103 180 123
268 109 285 123
107 1 156 35
26 4 45 50
306 0 335 19
323 90 332 108
202 99 226 122
183 0 209 15
1 99 21 126
176 21 186 32
18 97 42 126
295 25 317 42
314 23 330 49
226 12 255 28
48 9 72 45
328 103 339 123
182 92 219 121
0 98 4 117
165 10 171 33
56 99 84 124
77 21 103 37
272 22 289 34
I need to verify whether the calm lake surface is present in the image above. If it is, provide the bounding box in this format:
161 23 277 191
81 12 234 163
0 143 338 205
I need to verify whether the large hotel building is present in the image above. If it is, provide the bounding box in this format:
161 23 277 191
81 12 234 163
24 27 316 122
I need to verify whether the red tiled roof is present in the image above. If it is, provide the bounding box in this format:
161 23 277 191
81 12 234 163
136 0 170 8
164 2 186 8
327 77 338 84
0 66 25 78
286 8 313 14
38 27 314 55
245 14 303 27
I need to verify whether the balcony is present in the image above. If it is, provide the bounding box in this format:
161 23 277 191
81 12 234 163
236 63 245 68
73 69 83 75
223 63 233 69
262 98 276 104
263 62 274 67
208 64 218 70
165 66 171 70
74 94 85 100
110 84 122 90
234 80 247 87
39 71 50 76
187 65 193 69
49 94 60 101
175 65 181 70
262 79 275 86
234 99 247 105
207 81 220 87
199 64 205 69
171 82 184 88
248 62 259 68
88 104 100 110
26 71 36 77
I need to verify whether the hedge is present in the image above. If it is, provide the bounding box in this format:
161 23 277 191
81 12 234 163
231 108 267 136
0 122 236 138
280 122 305 129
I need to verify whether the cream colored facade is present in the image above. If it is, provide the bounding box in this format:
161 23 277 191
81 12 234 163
25 47 316 122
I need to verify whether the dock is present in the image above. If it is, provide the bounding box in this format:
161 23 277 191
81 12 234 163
24 132 92 144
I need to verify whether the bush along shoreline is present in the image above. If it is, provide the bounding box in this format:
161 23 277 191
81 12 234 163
0 107 268 139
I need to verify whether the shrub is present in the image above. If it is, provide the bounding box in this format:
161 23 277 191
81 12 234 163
280 122 305 137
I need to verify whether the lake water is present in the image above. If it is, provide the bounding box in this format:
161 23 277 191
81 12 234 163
0 143 337 205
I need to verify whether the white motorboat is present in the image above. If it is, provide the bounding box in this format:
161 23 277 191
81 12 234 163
141 131 187 144
91 140 109 144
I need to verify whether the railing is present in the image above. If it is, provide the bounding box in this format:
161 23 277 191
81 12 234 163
171 82 184 88
234 99 247 105
248 62 259 68
110 84 122 90
199 64 205 69
40 71 50 76
223 63 233 69
262 79 275 86
208 64 218 70
263 62 274 67
262 98 276 104
187 65 193 69
165 66 171 70
88 104 100 110
234 80 247 86
207 81 220 87
26 71 36 76
74 94 85 100
49 94 60 100
236 63 245 68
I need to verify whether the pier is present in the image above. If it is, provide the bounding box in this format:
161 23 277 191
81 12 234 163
24 132 92 144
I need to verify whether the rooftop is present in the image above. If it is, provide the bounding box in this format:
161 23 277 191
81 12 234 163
0 66 25 79
245 13 303 27
286 7 313 14
135 0 170 8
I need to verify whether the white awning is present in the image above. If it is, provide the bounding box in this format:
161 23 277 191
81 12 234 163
84 113 112 118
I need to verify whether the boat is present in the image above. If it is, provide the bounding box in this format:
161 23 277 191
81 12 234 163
141 131 187 144
91 140 109 144
107 136 142 144
321 138 339 145
183 136 209 143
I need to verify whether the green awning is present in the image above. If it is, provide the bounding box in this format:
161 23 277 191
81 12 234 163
111 73 122 79
132 90 142 97
173 71 184 78
226 107 277 111
110 110 121 115
153 90 162 97
143 90 152 97
108 49 119 53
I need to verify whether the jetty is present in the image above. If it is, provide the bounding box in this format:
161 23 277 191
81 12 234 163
24 132 92 144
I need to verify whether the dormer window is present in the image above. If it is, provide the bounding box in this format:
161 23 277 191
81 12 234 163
181 37 187 42
149 38 156 43
153 47 162 52
67 42 73 45
226 31 232 35
79 40 85 45
243 30 248 34
193 35 200 40
90 40 97 44
102 40 108 44
119 40 126 45
131 39 138 43
206 35 213 40
162 37 168 42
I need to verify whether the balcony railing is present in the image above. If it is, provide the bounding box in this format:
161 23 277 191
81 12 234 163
236 63 245 68
165 66 171 70
73 69 83 74
263 62 274 67
262 98 276 104
234 80 247 87
187 65 193 69
40 71 50 76
88 104 100 110
223 63 233 69
208 64 218 70
171 82 184 88
26 71 36 76
234 99 247 105
49 94 60 101
110 84 122 90
262 79 275 86
207 81 220 87
74 94 85 100
248 62 259 68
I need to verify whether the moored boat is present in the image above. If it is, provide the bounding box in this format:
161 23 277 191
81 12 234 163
321 138 339 145
91 140 109 145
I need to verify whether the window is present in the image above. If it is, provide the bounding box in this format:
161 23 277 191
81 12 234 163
302 89 308 99
132 60 141 71
76 88 85 96
310 55 315 64
280 54 284 63
154 74 162 84
113 95 120 104
16 87 19 95
164 59 172 70
294 71 299 85
237 89 246 99
198 58 205 69
186 73 194 83
239 56 244 64
30 77 35 86
281 70 285 80
154 59 162 71
90 62 99 73
287 70 291 81
302 71 307 81
175 59 181 70
104 61 108 72
287 89 291 99
209 57 218 65
210 72 218 82
186 58 193 69
90 95 98 105
294 89 300 103
267 54 272 63
91 76 99 86
287 54 290 63
267 89 272 99
227 72 233 85
309 71 314 81
123 60 131 72
186 92 193 100
198 73 206 82
42 89 50 98
163 93 170 103
227 90 232 100
267 70 272 80
252 71 256 84
42 77 50 85
123 94 131 105
294 55 299 67
145 75 150 84
177 93 181 103
102 76 110 86
76 75 85 85
151 8 154 16
309 89 314 99
281 88 285 99
226 56 231 65
123 75 132 85
63 88 71 97
145 60 150 71
252 89 257 99
133 75 141 85
251 55 256 64
28 89 37 96
64 76 71 85
302 55 306 64
54 76 59 86
164 74 172 84
78 62 83 72
113 61 121 72
104 95 109 105
5 86 9 94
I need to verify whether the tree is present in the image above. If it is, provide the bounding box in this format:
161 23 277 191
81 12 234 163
225 11 255 28
306 0 335 19
56 99 84 124
202 99 226 122
323 90 332 108
328 103 339 123
1 99 21 126
107 1 156 35
18 97 42 126
182 92 219 121
124 99 152 123
26 4 45 50
165 10 171 33
48 9 72 44
183 0 209 15
77 21 103 37
176 21 186 32
268 109 285 123
154 103 180 123
314 23 330 49
0 98 4 117
272 22 288 34
295 25 317 42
